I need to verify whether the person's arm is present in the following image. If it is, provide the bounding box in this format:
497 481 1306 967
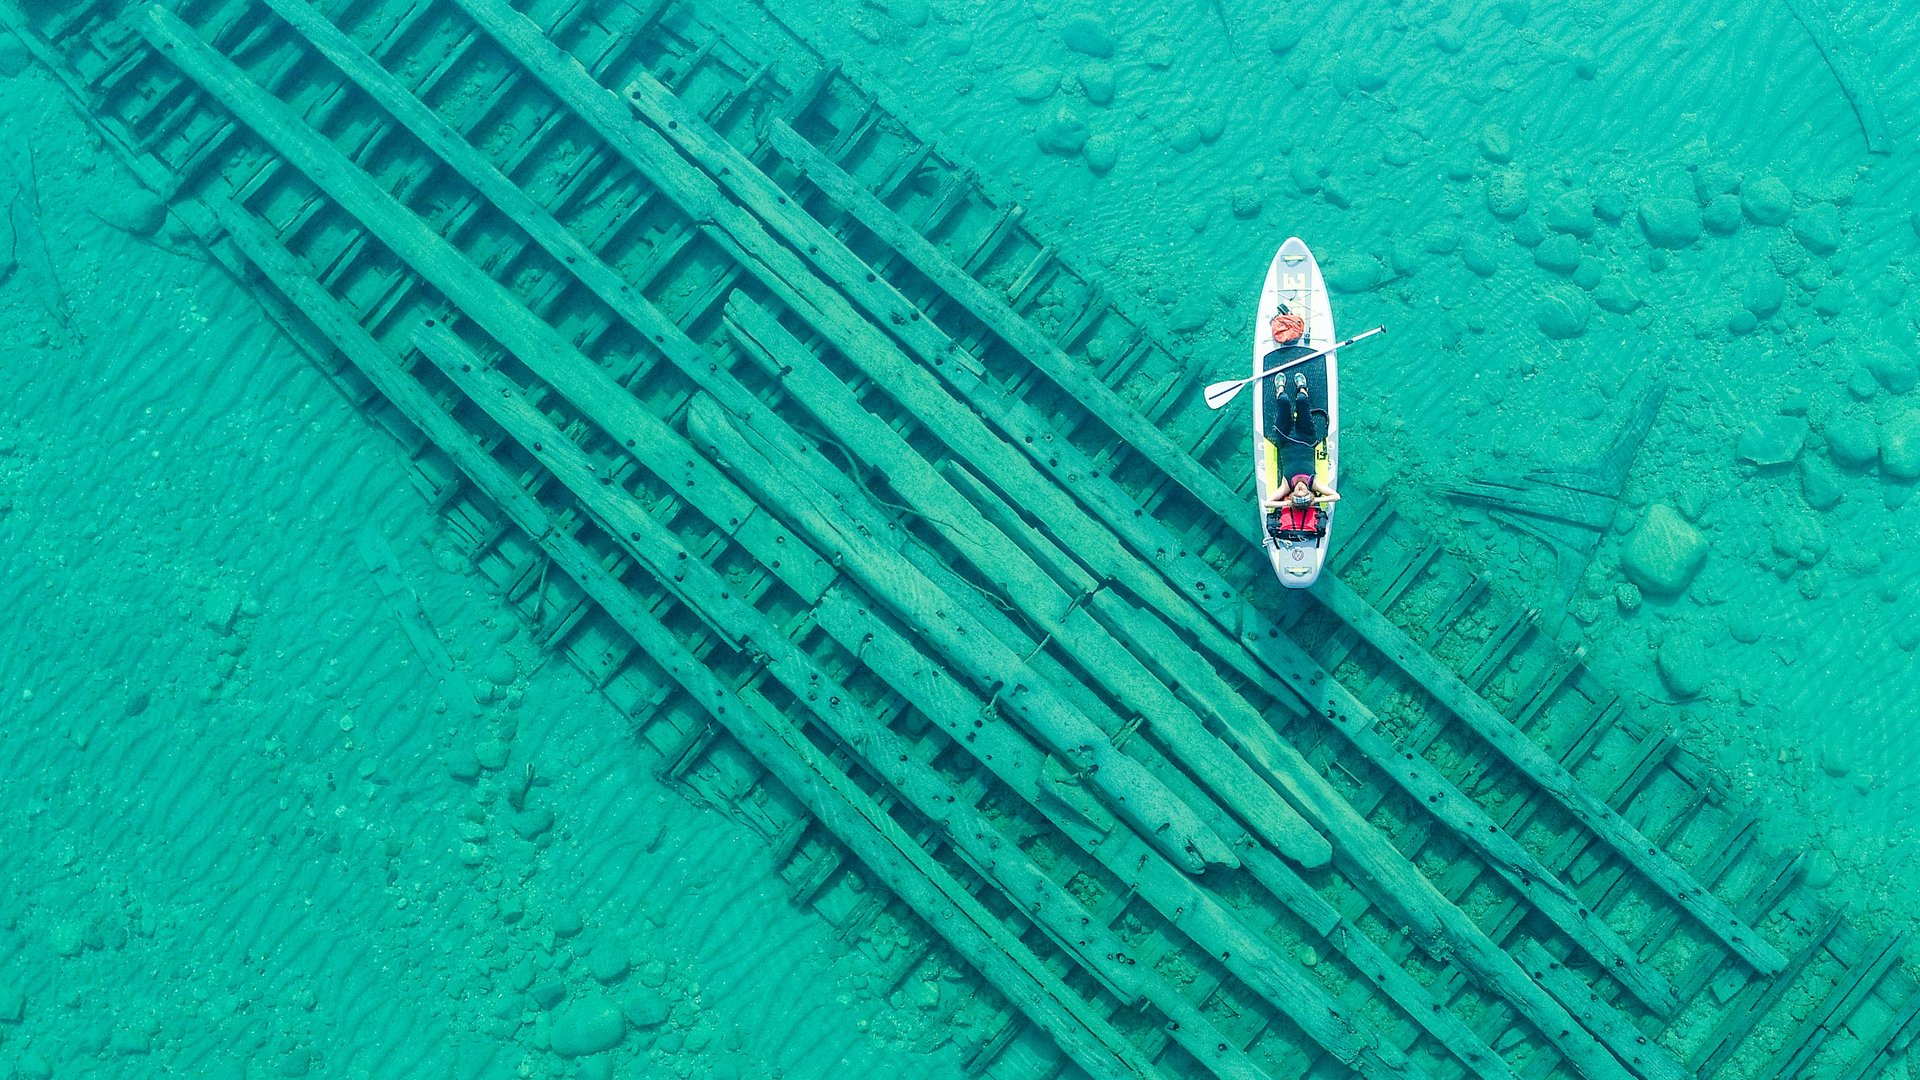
1315 490 1342 504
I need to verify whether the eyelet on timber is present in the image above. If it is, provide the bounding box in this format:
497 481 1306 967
424 319 435 326
533 442 543 451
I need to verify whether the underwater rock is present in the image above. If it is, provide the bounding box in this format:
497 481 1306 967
1638 198 1702 248
1035 109 1089 156
1266 23 1303 54
1768 233 1807 279
1009 68 1060 103
1061 14 1114 58
1737 416 1807 466
1229 186 1263 219
1082 133 1119 175
1656 633 1710 697
1432 22 1465 53
1804 850 1838 889
885 0 930 28
587 943 630 984
1461 234 1499 277
1792 203 1843 255
1800 459 1844 509
510 807 555 840
1864 344 1918 394
1498 0 1531 25
1880 410 1920 480
1593 189 1627 223
1622 503 1706 594
0 31 27 78
551 995 627 1057
446 745 482 781
1479 124 1512 163
1544 190 1595 238
1485 168 1529 218
0 983 22 1021
1510 214 1545 249
474 738 510 770
1702 194 1742 236
623 987 672 1028
1353 61 1389 93
1077 62 1115 105
1534 287 1591 339
101 189 168 236
1741 275 1785 318
1694 161 1740 200
530 979 568 1010
1324 257 1384 294
1593 275 1643 314
1533 234 1580 274
1825 414 1880 468
1742 177 1794 225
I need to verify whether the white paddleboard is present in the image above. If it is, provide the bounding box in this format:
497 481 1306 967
1252 237 1338 589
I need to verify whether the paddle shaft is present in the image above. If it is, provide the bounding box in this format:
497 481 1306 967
1204 325 1385 409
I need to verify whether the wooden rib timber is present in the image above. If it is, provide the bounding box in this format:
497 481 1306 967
10 0 1915 1078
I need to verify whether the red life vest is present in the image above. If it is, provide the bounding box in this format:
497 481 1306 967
1276 500 1319 533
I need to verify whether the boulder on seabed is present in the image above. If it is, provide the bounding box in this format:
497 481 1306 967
1621 503 1707 595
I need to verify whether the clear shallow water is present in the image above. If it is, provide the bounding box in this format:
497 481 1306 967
2 0 1917 1075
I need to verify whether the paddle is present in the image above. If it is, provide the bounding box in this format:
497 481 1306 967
1201 326 1385 410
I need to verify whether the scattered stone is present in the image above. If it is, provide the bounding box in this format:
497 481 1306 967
1819 744 1852 778
1825 415 1879 468
1880 409 1920 480
1510 214 1545 249
1736 416 1807 466
1864 344 1919 394
1432 22 1465 53
1077 62 1115 105
1353 61 1389 93
0 32 29 78
623 987 672 1028
1812 281 1851 318
1702 193 1742 235
1593 275 1643 314
1533 234 1580 274
1727 608 1764 644
1009 68 1060 103
474 738 510 771
201 588 241 633
1804 849 1838 889
1060 14 1114 58
100 189 168 237
1741 275 1785 318
1485 168 1529 218
1792 202 1842 254
51 921 85 957
1614 582 1642 614
1534 287 1590 339
1544 190 1595 238
551 995 627 1057
1229 186 1263 219
1638 198 1702 249
530 978 568 1010
1461 235 1499 277
1593 190 1627 223
1479 124 1512 163
15 1051 52 1080
1801 459 1844 510
1498 0 1531 24
0 983 23 1022
1656 633 1710 697
551 907 585 937
1769 233 1807 279
510 807 555 840
446 745 482 782
1694 161 1740 200
885 0 929 28
588 943 631 984
1266 23 1303 54
1622 503 1707 594
1082 133 1119 175
1742 176 1794 225
1324 257 1384 294
1035 109 1088 157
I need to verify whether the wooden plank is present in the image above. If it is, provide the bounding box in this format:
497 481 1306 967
1688 909 1844 1077
1314 574 1787 977
1763 930 1908 1080
1516 941 1690 1080
763 118 1246 525
1834 984 1920 1080
205 194 1156 1080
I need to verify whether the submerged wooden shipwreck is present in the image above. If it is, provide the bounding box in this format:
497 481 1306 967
9 0 1915 1076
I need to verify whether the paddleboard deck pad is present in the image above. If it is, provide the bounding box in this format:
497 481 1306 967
1252 237 1338 589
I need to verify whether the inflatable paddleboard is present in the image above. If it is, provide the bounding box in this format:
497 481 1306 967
1252 237 1338 589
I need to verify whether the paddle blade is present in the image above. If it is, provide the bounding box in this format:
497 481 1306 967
1203 378 1247 410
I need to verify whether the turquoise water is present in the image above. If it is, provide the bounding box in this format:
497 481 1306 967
2 0 1917 1076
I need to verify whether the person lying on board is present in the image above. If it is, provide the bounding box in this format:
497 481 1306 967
1263 471 1340 537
